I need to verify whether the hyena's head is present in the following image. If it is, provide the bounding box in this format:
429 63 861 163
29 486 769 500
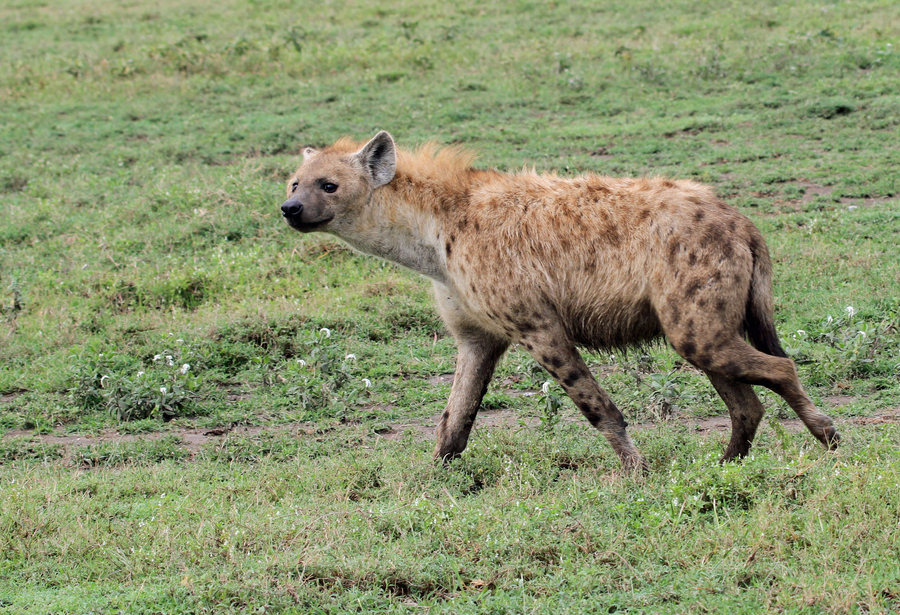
281 131 397 233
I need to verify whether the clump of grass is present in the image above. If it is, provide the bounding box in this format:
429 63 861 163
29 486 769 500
786 301 900 385
68 338 208 421
0 437 63 464
277 328 368 420
72 435 189 467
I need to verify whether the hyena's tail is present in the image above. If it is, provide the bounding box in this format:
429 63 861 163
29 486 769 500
744 232 788 358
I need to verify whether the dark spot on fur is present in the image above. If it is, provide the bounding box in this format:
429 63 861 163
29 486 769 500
688 196 702 205
667 239 680 264
721 241 734 259
606 227 622 247
715 298 727 312
588 184 611 197
669 304 681 325
693 210 705 223
693 354 711 369
698 297 708 308
563 371 582 387
441 410 450 421
525 342 534 351
449 233 456 243
518 320 536 333
684 279 703 299
722 362 740 377
681 340 697 357
688 251 698 266
550 356 564 369
547 369 558 379
662 180 676 188
473 220 481 232
701 223 723 249
637 208 651 222
728 220 737 233
458 216 469 230
445 242 452 257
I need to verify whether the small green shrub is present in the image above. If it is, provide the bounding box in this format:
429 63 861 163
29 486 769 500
785 303 900 384
68 339 208 421
278 328 366 419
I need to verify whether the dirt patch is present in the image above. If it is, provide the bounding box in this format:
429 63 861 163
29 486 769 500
824 395 856 407
5 406 899 462
0 389 27 404
795 181 896 208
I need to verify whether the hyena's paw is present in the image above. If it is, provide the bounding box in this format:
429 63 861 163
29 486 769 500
620 454 650 477
824 426 841 450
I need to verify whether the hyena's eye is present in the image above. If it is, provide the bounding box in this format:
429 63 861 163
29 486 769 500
290 181 299 192
322 182 338 194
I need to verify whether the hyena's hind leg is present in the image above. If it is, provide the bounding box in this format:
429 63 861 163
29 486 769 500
432 332 509 463
705 372 766 462
518 325 647 473
673 335 840 451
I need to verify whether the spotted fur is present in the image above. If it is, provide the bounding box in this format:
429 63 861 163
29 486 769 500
281 131 839 471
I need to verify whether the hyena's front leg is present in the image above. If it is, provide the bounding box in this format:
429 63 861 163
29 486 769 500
522 328 647 473
433 333 509 463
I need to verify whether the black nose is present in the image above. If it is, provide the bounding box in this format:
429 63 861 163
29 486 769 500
281 200 302 218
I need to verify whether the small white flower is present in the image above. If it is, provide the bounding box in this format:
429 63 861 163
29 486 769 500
166 355 174 366
153 354 162 362
846 306 856 317
797 329 806 336
160 387 167 394
100 375 109 387
319 327 331 338
345 354 357 361
296 359 307 367
363 378 372 389
137 371 145 377
541 381 551 395
180 363 190 375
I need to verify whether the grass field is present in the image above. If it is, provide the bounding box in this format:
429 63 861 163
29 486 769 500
1 0 900 612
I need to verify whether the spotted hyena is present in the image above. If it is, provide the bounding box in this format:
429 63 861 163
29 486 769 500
281 131 839 471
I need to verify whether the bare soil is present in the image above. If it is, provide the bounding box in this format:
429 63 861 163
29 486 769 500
3 391 898 465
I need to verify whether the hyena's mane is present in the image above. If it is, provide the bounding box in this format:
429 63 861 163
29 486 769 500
324 137 481 189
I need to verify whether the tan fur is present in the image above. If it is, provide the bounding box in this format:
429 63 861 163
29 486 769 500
281 131 839 471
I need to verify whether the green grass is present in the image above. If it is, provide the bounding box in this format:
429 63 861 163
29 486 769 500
1 0 900 612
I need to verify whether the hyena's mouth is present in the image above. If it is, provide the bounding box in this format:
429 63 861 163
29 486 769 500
283 214 334 232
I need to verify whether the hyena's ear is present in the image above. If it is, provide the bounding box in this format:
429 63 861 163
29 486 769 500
354 131 396 188
302 147 319 162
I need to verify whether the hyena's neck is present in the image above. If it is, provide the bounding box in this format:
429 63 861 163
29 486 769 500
333 172 467 284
